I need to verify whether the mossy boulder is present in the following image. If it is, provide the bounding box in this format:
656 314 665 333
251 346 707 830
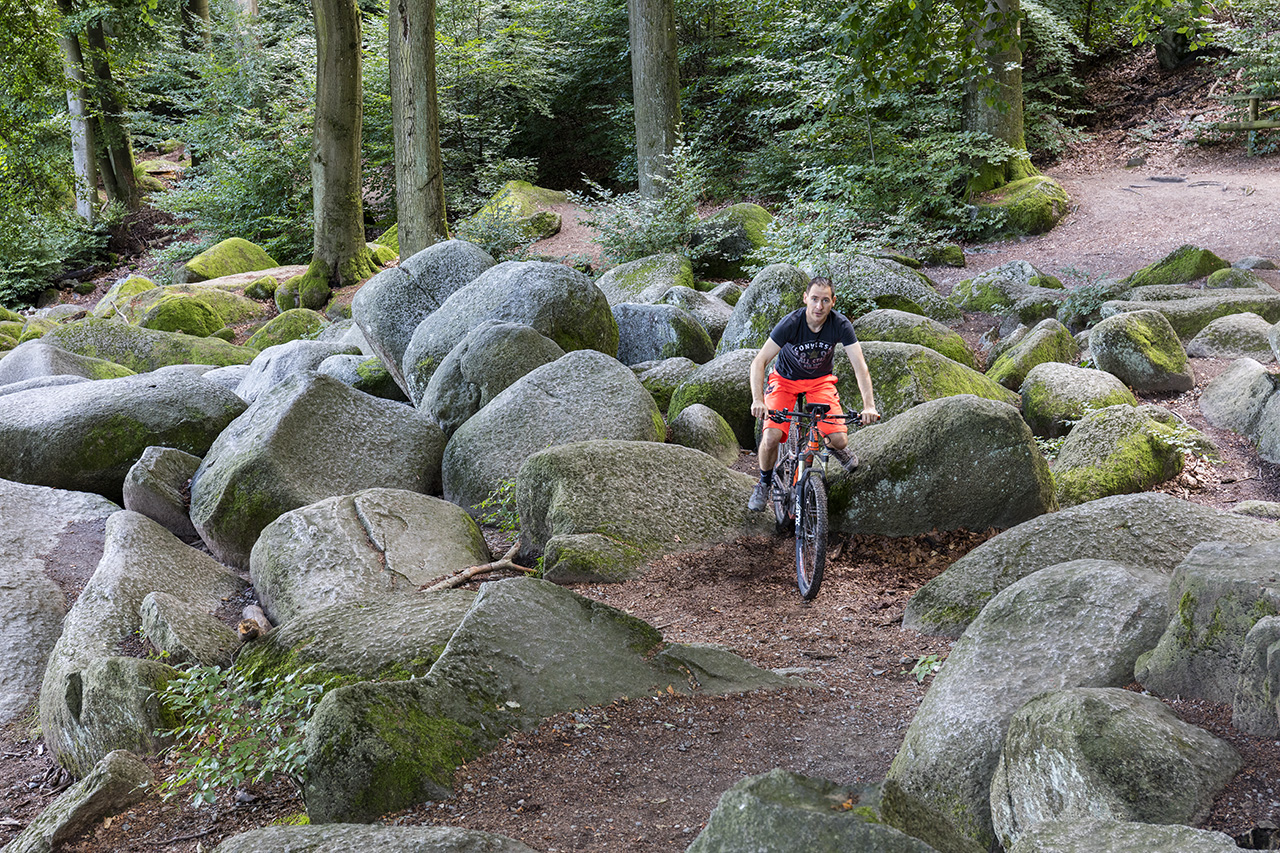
687 769 936 853
1233 615 1280 736
0 340 136 386
0 305 23 322
1007 819 1239 853
834 341 1021 421
667 348 757 447
19 317 58 343
244 275 278 301
373 223 399 254
883 559 1170 853
716 264 808 354
1135 539 1280 703
709 281 742 306
517 441 771 581
637 356 697 413
368 242 397 265
91 275 157 320
828 395 1054 538
317 353 408 402
1090 309 1194 392
248 489 489 625
189 373 446 568
1206 267 1266 288
1100 291 1280 340
990 687 1240 850
613 302 715 365
974 175 1070 236
986 318 1079 389
1185 312 1275 360
657 285 733 343
43 318 258 373
135 293 224 337
245 308 329 350
594 252 693 306
464 180 566 241
667 403 740 466
1052 404 1212 508
853 308 978 369
949 260 1064 315
1019 362 1137 438
118 284 270 328
824 253 960 321
921 244 967 268
690 202 772 280
178 237 279 284
1124 244 1230 288
215 825 537 852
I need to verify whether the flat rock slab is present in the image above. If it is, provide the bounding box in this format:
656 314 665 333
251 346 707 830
213 825 539 853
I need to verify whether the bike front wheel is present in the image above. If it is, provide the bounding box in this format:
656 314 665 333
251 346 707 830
795 475 828 600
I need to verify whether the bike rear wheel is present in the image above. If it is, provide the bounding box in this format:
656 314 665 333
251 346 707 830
795 475 828 600
772 426 799 533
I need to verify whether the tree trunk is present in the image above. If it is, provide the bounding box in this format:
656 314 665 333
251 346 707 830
180 0 212 51
54 3 97 224
389 0 448 257
84 21 140 210
307 0 376 296
962 0 1036 195
627 0 681 200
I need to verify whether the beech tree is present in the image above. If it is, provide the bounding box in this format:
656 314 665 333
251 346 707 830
299 0 377 306
627 0 681 199
389 0 447 257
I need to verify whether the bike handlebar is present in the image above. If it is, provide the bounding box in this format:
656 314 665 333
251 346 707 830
767 408 863 426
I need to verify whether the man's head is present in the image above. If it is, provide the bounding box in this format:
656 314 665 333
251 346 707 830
804 277 836 326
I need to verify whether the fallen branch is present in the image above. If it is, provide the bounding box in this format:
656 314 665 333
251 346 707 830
153 826 215 845
420 543 536 592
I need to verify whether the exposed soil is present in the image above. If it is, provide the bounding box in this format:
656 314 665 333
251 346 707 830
5 49 1280 853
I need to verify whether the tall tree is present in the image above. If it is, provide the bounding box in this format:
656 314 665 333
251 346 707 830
53 2 98 223
83 15 140 209
627 0 680 199
389 0 447 257
299 0 377 306
962 0 1035 192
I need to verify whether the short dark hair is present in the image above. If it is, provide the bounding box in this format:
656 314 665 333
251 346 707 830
807 276 834 295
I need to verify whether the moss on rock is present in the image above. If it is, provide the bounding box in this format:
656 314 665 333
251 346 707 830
245 309 329 350
373 223 399 254
692 202 772 280
180 237 279 284
43 318 259 372
1125 244 1230 288
975 176 1070 236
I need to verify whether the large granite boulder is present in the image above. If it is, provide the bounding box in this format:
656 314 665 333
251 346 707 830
42 318 258 373
1019 362 1137 438
658 285 733 343
212 825 539 853
0 373 246 502
1089 309 1194 392
234 340 363 404
853 308 978 370
243 308 328 351
400 260 617 397
1186 311 1275 360
1052 404 1210 508
667 349 757 446
316 354 408 402
189 374 446 568
122 446 201 542
594 252 692 305
823 253 959 321
833 342 1020 420
0 340 134 386
637 356 698 413
442 351 663 512
303 578 792 823
691 202 772 280
122 284 270 331
881 560 1170 853
949 260 1064 316
1124 244 1230 288
91 275 156 320
990 687 1239 849
903 493 1280 637
178 237 278 284
668 403 740 465
985 317 1079 390
1100 290 1280 340
352 240 496 395
1007 819 1238 853
1136 539 1280 703
516 441 771 582
828 395 1054 538
687 769 938 853
39 511 247 775
974 176 1070 237
248 489 489 625
417 321 564 430
0 480 118 728
1199 357 1278 437
716 264 808 354
1232 615 1280 736
234 592 476 686
613 302 715 365
139 591 240 668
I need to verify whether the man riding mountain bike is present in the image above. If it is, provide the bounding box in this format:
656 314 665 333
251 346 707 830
747 276 880 512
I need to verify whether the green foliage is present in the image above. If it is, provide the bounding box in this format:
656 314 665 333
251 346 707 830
452 189 537 261
1035 434 1068 460
1209 0 1280 152
903 653 945 682
1055 267 1129 330
156 663 330 806
476 479 520 535
574 142 712 265
0 205 124 307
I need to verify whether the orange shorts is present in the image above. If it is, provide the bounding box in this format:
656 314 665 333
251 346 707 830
762 372 846 441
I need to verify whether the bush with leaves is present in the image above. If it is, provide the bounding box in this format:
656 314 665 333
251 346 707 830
156 664 329 806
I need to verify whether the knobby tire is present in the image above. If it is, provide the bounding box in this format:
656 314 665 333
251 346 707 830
795 475 828 600
772 424 799 534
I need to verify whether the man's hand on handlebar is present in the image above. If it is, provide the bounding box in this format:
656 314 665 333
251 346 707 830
861 406 881 424
750 400 768 420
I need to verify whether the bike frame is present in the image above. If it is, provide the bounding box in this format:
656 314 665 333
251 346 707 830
769 403 859 519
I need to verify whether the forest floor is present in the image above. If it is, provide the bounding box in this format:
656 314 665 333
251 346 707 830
3 49 1280 853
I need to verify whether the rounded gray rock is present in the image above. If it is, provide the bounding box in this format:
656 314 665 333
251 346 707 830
613 301 714 365
1090 308 1194 392
668 403 739 465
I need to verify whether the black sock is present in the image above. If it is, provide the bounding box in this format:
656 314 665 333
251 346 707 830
760 468 774 485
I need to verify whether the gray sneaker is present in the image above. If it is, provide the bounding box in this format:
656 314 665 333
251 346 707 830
748 479 769 511
831 446 859 472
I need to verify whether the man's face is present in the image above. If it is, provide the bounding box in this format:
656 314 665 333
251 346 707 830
804 285 835 325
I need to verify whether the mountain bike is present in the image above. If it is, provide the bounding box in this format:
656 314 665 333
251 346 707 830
767 404 861 600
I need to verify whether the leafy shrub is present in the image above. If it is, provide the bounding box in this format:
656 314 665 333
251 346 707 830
452 189 537 261
156 664 330 806
0 207 119 307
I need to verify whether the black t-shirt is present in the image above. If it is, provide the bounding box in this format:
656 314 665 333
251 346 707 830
768 307 859 381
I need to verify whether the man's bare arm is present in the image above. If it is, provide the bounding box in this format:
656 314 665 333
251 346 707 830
750 338 782 419
846 342 880 423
